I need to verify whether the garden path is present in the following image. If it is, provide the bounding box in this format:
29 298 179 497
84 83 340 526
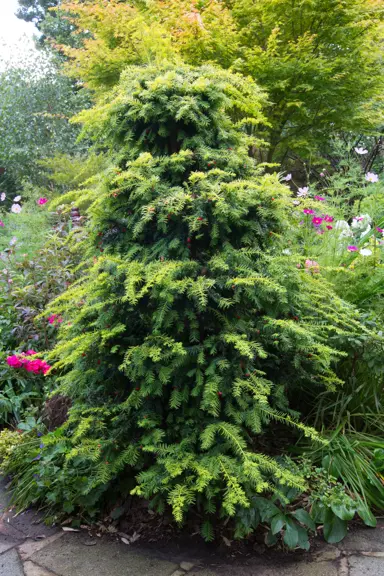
0 481 383 576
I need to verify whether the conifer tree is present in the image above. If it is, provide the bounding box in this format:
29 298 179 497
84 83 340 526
17 65 365 537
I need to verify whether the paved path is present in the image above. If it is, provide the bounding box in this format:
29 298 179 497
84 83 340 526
0 481 383 576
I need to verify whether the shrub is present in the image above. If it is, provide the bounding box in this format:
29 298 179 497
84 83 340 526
8 64 372 542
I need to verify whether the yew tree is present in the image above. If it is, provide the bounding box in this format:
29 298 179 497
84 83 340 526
11 65 365 539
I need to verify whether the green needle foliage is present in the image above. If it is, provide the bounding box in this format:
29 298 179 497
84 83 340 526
9 65 369 536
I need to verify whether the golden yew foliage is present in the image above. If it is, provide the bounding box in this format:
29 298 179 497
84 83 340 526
55 0 175 90
55 0 237 91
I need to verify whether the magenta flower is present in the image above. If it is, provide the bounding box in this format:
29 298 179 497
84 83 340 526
303 209 315 215
312 217 323 226
326 225 333 230
26 350 37 356
314 195 325 201
347 245 358 252
324 215 334 223
37 198 48 205
376 227 383 233
7 355 23 368
23 358 51 375
48 314 63 325
0 221 4 227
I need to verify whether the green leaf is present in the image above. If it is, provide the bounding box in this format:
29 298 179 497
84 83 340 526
292 508 316 531
311 502 326 524
253 497 281 522
356 502 377 527
331 503 356 521
283 518 299 549
297 524 310 551
271 513 286 535
63 502 75 514
265 530 278 547
323 509 348 543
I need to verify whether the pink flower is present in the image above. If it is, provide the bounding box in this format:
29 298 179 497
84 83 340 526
326 225 333 230
305 259 320 273
298 187 309 197
324 215 334 223
7 353 50 374
365 172 379 183
37 198 48 205
48 314 62 325
24 358 51 375
347 245 358 252
312 217 323 226
376 227 383 233
314 195 325 201
283 173 292 181
0 221 4 227
320 172 325 177
303 209 315 215
7 355 23 368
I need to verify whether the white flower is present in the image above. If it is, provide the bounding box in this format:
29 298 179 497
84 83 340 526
11 203 21 214
283 173 292 181
13 195 21 202
9 236 17 246
351 214 372 236
282 249 291 255
292 200 300 206
0 193 5 201
335 220 353 239
365 172 379 183
354 147 368 155
360 248 372 256
297 186 309 197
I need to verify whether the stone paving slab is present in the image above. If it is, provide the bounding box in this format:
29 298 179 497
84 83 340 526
3 509 60 539
0 479 384 576
0 548 24 576
23 560 58 576
349 554 384 576
187 560 339 576
338 524 384 552
18 532 65 561
30 533 179 576
0 532 19 555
